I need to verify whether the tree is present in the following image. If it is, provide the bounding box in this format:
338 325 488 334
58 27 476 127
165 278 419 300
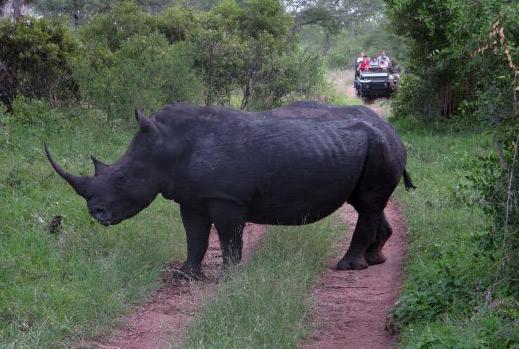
283 0 384 53
0 17 79 107
387 0 519 297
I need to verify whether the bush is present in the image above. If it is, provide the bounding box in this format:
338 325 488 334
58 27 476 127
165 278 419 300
78 1 157 52
157 6 197 43
0 17 79 108
249 47 325 110
75 32 203 121
391 73 440 121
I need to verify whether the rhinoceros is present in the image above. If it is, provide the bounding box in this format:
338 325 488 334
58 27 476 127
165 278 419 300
45 102 414 279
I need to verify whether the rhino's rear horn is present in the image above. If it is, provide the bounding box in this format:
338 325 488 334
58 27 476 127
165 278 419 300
91 155 108 176
135 108 157 133
44 144 90 196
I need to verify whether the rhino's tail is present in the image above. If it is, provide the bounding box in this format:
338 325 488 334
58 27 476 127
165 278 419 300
403 169 416 191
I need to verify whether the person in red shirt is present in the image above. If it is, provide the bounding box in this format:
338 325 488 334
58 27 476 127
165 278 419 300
359 55 370 71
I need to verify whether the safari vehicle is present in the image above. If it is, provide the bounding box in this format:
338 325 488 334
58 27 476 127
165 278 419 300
354 67 400 99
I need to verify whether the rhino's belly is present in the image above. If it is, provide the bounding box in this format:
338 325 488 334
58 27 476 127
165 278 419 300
247 186 351 225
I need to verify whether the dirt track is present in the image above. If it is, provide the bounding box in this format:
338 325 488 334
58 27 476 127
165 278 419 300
301 71 407 349
301 202 406 349
74 223 265 349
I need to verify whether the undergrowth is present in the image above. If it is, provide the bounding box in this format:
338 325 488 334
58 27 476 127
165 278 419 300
390 117 519 348
0 103 186 348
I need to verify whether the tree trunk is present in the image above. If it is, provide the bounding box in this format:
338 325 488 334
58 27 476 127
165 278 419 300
12 0 23 22
322 31 331 55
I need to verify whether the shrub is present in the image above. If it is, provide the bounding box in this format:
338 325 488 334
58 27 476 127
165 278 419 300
249 47 324 110
78 1 157 52
157 6 197 43
75 32 203 121
391 73 439 121
0 17 79 108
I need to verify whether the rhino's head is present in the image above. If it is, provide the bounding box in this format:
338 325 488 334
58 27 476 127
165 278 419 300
45 109 164 226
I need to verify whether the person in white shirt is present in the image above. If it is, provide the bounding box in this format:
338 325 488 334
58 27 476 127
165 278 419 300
377 49 390 65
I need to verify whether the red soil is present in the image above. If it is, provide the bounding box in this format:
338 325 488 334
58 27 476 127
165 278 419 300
301 200 407 349
73 223 265 349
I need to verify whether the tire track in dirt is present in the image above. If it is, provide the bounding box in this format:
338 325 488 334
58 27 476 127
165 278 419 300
73 223 265 349
299 71 408 349
301 201 406 349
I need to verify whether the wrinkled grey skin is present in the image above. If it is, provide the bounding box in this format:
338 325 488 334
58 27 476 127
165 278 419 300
46 102 415 279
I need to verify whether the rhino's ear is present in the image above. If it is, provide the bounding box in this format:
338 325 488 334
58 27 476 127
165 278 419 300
135 108 156 133
91 155 108 176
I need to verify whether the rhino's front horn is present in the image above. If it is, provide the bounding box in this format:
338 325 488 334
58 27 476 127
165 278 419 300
44 144 90 196
91 155 108 176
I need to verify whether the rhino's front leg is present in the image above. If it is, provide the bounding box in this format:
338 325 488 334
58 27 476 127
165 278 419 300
209 200 246 269
179 205 212 280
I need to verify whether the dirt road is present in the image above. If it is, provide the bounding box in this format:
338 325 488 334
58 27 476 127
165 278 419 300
301 202 406 349
328 70 391 118
74 223 265 349
301 71 407 349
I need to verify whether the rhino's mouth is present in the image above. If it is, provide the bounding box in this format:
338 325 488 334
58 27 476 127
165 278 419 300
97 217 122 226
99 220 111 226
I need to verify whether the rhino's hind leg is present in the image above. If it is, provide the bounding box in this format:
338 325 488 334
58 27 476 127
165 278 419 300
209 201 246 269
364 214 392 265
178 205 212 280
336 212 382 270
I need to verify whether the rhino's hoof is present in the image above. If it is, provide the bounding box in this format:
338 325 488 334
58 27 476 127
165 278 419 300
365 252 387 266
172 265 205 281
336 257 368 270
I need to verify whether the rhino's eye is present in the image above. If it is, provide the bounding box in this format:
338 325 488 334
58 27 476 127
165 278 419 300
114 172 126 187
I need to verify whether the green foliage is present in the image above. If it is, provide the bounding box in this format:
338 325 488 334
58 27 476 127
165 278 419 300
249 47 324 110
0 102 187 348
391 73 439 121
326 24 407 69
34 0 111 21
386 0 518 120
75 31 202 120
187 0 302 108
71 0 319 114
0 17 79 107
78 1 157 52
10 96 55 127
156 5 196 42
387 0 519 307
389 120 519 348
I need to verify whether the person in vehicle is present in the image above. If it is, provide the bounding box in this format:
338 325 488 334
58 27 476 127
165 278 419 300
377 50 390 65
359 55 370 71
354 51 365 78
356 51 365 65
379 57 389 68
369 56 379 68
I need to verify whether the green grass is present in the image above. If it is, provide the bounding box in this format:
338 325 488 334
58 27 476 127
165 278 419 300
390 118 519 348
179 217 344 349
0 107 186 348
